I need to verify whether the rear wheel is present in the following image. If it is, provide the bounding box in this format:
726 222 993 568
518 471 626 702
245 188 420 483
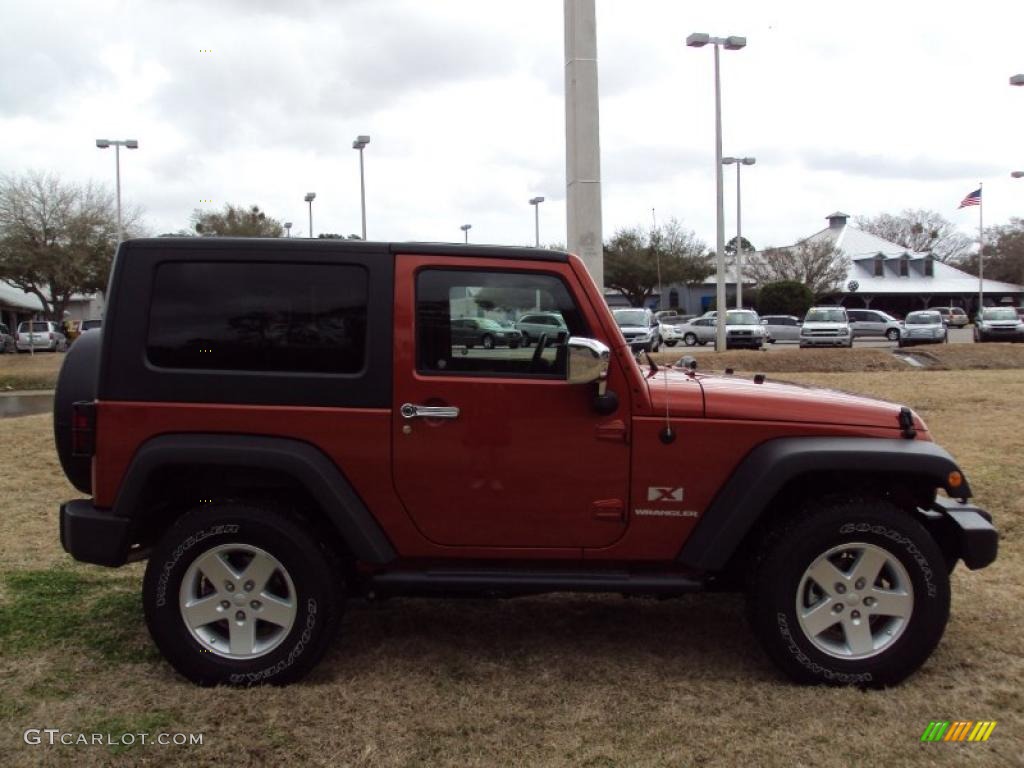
482 334 495 350
143 504 343 686
886 329 899 341
683 333 698 347
666 340 678 347
747 499 949 687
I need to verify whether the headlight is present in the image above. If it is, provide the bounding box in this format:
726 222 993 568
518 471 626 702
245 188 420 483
838 327 850 335
801 328 811 336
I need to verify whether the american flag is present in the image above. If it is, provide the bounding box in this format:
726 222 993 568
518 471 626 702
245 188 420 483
958 188 981 208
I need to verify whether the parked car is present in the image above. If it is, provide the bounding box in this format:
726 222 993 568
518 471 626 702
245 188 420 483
658 314 696 347
515 312 568 347
678 310 766 349
931 307 969 328
799 307 852 348
760 315 802 343
898 311 946 347
974 307 1024 343
451 317 522 349
0 322 15 353
15 321 67 352
846 309 902 341
612 308 661 352
79 319 103 332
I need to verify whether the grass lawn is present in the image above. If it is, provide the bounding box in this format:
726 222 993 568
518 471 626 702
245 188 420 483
0 350 65 391
1 369 1022 766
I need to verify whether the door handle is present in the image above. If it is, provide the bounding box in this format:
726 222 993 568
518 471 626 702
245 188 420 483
400 403 460 420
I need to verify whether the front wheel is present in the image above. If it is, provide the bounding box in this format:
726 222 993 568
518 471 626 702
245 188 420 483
665 340 678 347
683 333 698 347
143 505 344 686
747 500 950 687
482 334 495 350
886 329 900 341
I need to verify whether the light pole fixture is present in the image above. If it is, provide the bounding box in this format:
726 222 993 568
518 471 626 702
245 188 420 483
1010 74 1024 86
529 196 545 247
722 156 756 308
687 32 746 351
1011 171 1024 178
460 224 472 244
304 193 316 238
284 221 292 237
352 134 370 240
95 138 139 244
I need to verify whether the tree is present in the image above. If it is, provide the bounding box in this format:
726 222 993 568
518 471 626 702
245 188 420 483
192 204 284 237
0 171 135 320
604 219 711 307
317 233 363 240
724 235 756 255
756 280 814 316
746 239 850 298
955 218 1024 285
854 209 972 263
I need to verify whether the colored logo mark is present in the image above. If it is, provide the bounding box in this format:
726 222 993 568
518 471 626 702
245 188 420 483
920 721 997 742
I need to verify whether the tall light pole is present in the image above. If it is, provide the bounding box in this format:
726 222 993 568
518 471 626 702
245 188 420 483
284 222 292 238
722 156 755 308
460 224 472 244
687 32 746 351
95 138 139 243
304 193 316 238
353 135 370 240
529 196 545 247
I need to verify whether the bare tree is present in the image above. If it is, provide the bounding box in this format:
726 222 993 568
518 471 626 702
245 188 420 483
604 218 711 307
0 171 139 320
746 239 850 298
855 209 972 263
192 204 284 237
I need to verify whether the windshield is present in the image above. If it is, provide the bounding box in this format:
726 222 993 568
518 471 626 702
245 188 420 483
804 309 846 323
905 312 941 325
725 311 759 326
476 318 505 330
613 310 648 327
982 308 1017 321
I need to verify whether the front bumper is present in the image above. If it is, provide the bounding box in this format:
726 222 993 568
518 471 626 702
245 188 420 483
800 335 850 347
920 497 998 570
60 499 132 567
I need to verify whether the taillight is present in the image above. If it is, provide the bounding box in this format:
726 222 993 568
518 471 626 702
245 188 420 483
72 401 96 457
49 332 55 340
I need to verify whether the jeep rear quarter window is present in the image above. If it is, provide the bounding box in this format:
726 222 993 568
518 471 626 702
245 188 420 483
146 261 368 373
416 269 587 377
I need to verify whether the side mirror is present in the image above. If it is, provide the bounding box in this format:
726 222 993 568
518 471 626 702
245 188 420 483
566 337 610 386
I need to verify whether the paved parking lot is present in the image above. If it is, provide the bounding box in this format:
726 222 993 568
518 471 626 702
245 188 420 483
765 327 974 351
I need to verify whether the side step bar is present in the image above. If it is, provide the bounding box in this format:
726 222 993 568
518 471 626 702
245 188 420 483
368 569 704 598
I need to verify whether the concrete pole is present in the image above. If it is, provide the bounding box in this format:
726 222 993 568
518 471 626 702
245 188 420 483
358 147 367 241
713 43 727 351
735 162 742 309
564 0 604 288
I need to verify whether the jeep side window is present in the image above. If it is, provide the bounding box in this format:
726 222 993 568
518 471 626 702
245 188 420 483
416 269 587 377
147 261 368 373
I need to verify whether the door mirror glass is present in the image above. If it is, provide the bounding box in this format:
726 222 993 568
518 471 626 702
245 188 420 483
566 337 610 385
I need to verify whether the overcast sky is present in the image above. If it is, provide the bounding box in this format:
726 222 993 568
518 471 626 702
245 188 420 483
1 0 1022 251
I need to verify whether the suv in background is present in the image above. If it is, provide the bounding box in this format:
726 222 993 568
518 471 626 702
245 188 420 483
612 307 661 352
515 312 568 347
846 309 902 341
0 322 15 353
799 307 852 348
760 315 801 343
974 307 1024 342
53 237 997 688
15 321 67 352
450 317 522 349
932 307 969 328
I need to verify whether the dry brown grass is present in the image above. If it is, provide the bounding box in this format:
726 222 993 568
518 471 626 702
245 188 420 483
651 342 1024 374
0 351 64 391
1 371 1022 767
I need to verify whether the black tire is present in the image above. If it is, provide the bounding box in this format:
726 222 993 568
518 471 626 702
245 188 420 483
143 504 344 686
886 328 900 341
666 340 678 347
482 334 495 350
747 499 950 687
683 333 698 347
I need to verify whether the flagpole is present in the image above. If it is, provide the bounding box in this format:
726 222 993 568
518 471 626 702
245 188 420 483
978 181 984 316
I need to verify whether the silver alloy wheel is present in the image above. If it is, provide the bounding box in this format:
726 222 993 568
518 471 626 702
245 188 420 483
179 543 297 660
795 541 913 660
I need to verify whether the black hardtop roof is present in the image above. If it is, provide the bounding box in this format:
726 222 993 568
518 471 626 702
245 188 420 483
124 237 571 263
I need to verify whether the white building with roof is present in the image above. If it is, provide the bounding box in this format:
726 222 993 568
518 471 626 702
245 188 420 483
0 279 104 332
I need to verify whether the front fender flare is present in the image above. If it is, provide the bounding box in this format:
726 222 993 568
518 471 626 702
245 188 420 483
676 437 970 571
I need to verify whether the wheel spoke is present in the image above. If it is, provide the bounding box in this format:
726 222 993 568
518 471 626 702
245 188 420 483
804 558 847 594
239 551 278 593
851 547 888 587
800 598 839 637
258 593 295 628
842 616 875 656
868 589 913 619
229 615 257 655
182 593 225 629
195 550 239 586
